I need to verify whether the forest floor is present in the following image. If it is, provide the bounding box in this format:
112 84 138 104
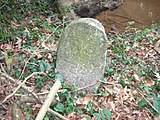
0 1 160 120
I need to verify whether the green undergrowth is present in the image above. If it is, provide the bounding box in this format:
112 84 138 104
0 0 160 119
106 24 160 117
0 0 61 44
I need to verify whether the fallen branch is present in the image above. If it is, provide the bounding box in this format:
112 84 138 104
17 96 56 106
0 71 68 119
0 71 41 104
35 79 62 120
1 72 45 104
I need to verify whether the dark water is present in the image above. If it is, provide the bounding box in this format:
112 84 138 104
96 0 160 32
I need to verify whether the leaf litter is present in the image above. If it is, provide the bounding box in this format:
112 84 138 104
0 1 160 119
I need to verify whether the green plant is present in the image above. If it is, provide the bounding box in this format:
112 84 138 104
93 109 112 120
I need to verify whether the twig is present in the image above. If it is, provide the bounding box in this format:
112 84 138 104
48 108 69 120
0 63 7 75
2 72 45 104
115 113 120 120
107 18 126 27
137 89 159 114
35 79 61 120
0 4 5 10
78 81 98 91
145 107 154 118
98 79 118 85
153 39 160 55
110 13 143 25
0 71 20 85
77 79 116 91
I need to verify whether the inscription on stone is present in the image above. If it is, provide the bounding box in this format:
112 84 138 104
56 18 107 91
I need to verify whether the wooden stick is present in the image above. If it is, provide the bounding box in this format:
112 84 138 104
35 79 61 120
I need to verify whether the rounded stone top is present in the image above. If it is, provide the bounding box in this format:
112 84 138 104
67 18 106 33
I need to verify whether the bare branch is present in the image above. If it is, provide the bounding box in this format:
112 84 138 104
1 72 45 104
0 71 40 104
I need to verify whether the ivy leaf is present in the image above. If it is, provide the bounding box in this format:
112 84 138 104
86 116 91 120
106 67 115 75
44 116 49 120
93 109 112 120
93 113 104 120
103 109 112 120
143 86 151 95
153 100 160 114
87 102 94 115
138 99 147 107
54 102 65 113
55 69 65 82
39 60 51 72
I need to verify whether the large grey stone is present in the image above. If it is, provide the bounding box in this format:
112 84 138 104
56 18 107 91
